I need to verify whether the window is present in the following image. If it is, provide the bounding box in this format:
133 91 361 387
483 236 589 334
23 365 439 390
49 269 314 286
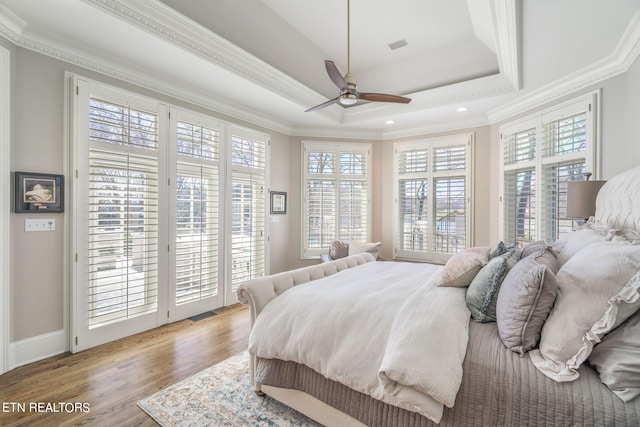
394 134 473 263
500 93 598 246
302 142 371 258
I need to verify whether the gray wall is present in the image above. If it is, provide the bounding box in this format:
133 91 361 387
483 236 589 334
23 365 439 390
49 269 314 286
9 48 291 343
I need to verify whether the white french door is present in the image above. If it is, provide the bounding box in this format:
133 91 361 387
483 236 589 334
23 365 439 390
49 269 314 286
70 77 269 352
168 109 225 320
72 79 168 351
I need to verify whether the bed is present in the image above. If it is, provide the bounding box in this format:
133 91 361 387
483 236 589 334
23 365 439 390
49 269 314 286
237 164 640 427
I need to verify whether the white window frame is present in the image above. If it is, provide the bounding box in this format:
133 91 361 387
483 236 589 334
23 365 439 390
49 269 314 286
301 141 372 259
499 91 600 245
392 133 474 263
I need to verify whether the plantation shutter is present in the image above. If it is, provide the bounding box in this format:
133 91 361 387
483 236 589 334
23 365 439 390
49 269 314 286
502 126 537 246
433 144 467 254
396 146 430 259
500 94 597 246
395 136 472 262
338 151 369 241
540 112 587 241
87 98 160 326
304 150 336 255
302 142 371 258
175 121 220 305
230 134 267 291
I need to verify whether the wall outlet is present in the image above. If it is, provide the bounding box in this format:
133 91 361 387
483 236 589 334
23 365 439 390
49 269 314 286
25 218 56 232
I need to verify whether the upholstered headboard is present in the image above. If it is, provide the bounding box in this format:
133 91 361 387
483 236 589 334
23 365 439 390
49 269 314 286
595 165 640 231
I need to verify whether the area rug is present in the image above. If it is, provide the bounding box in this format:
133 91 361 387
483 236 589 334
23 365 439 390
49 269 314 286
138 351 321 426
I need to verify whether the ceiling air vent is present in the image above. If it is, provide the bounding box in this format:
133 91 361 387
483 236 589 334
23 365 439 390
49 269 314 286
388 39 408 51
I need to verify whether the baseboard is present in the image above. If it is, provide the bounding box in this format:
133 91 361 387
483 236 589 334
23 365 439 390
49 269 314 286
8 329 67 370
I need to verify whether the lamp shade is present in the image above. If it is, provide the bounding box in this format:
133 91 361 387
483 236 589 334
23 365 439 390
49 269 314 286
566 180 606 218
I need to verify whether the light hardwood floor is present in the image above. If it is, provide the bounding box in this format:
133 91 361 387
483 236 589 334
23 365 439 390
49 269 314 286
0 304 250 426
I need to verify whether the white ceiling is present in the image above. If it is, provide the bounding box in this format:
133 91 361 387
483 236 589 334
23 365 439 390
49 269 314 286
0 0 639 139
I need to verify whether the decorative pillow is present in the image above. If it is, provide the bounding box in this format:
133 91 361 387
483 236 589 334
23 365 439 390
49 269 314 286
466 249 519 323
490 241 515 259
329 240 349 260
553 228 606 268
496 248 558 355
436 246 490 288
588 311 640 402
348 240 381 259
529 240 640 382
520 240 549 260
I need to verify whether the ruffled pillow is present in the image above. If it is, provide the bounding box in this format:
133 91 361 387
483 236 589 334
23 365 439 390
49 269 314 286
553 228 606 268
530 240 640 382
588 312 640 402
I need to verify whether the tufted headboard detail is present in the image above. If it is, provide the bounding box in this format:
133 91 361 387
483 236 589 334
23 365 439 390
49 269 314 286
595 165 640 232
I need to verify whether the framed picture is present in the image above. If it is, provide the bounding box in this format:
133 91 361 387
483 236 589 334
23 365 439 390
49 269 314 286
270 191 287 214
14 171 64 213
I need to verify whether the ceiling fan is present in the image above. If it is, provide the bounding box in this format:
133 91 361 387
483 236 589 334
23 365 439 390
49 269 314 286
305 0 412 112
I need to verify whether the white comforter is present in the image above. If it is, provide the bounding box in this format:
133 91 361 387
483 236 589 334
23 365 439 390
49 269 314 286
248 261 470 423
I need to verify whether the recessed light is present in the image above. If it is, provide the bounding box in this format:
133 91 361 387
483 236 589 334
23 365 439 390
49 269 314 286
385 120 395 125
456 107 468 112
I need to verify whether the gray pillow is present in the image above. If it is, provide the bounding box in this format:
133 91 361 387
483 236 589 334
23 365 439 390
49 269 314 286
520 240 549 260
496 249 558 355
466 249 519 323
329 240 349 260
588 312 640 402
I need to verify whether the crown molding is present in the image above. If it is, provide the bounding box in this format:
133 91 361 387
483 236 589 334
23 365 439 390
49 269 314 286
488 10 640 124
83 0 334 116
493 0 520 90
0 8 295 135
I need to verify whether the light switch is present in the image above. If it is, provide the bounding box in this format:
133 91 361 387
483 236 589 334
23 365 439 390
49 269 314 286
25 218 56 232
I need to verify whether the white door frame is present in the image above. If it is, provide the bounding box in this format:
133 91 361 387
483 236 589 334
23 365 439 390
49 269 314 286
0 45 11 374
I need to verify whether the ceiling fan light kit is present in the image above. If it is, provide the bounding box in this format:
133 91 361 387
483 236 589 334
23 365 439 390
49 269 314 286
306 0 412 112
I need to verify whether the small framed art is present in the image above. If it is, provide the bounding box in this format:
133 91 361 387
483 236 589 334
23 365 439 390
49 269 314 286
14 171 64 213
270 191 287 214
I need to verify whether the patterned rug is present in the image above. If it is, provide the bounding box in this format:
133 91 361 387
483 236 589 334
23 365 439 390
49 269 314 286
137 352 321 426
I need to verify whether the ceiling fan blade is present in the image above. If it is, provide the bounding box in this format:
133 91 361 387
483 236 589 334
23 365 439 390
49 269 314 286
325 60 348 91
357 92 411 104
305 96 340 112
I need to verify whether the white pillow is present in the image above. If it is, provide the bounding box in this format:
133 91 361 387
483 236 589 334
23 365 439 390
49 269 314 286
553 228 606 267
530 240 640 382
436 247 490 288
348 240 381 259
